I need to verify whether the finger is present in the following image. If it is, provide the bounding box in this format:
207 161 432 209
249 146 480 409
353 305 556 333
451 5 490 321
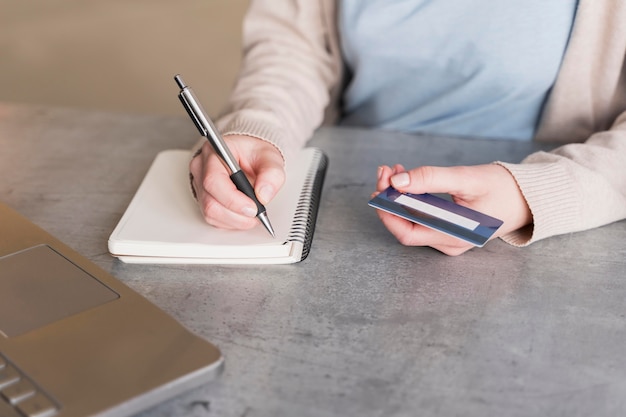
376 165 394 191
390 165 478 197
192 150 260 222
376 209 448 246
375 210 474 256
250 147 286 205
197 194 260 230
392 164 406 175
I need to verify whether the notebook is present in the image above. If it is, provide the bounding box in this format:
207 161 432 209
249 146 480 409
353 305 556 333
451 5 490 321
108 147 328 264
0 202 223 417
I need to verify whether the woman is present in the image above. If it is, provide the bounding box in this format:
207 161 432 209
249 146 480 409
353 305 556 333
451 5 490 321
189 1 626 255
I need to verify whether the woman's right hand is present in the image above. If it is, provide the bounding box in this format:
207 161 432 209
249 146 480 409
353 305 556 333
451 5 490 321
189 134 285 230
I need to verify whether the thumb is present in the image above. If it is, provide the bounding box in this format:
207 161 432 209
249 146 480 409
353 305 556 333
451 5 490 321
252 150 286 205
390 166 471 196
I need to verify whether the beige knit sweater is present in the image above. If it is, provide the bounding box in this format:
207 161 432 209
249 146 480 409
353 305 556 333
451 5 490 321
214 0 626 246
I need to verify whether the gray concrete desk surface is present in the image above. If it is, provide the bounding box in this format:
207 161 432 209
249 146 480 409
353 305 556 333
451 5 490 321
1 103 625 417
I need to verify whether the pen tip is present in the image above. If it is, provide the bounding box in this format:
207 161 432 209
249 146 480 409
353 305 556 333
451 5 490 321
174 74 185 89
258 212 275 238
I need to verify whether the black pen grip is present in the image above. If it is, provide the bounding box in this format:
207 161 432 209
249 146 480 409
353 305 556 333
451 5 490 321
230 170 266 215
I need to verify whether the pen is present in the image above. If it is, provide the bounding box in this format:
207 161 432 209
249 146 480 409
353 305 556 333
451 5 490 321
174 74 275 237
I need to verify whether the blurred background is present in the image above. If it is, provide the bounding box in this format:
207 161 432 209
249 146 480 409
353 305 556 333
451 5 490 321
0 0 247 117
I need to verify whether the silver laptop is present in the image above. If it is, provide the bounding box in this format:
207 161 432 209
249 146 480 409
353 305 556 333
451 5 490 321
0 202 223 417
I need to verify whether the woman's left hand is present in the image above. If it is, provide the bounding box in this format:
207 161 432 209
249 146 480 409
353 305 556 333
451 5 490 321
374 163 532 256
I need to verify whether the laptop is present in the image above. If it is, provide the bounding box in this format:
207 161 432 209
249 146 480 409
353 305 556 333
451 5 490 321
0 202 223 417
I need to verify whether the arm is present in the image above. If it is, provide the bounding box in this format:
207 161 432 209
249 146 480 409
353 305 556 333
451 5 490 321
497 112 626 246
190 0 342 229
215 0 341 159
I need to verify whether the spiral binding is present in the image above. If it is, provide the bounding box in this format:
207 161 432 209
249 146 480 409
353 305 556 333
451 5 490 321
286 150 329 261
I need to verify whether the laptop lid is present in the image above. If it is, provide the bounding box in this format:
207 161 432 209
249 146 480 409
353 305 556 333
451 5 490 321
0 202 223 417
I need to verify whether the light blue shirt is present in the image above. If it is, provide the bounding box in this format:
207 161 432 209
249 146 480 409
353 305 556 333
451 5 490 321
339 0 578 140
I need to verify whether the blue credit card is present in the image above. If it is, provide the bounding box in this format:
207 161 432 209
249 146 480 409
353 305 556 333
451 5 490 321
368 186 503 247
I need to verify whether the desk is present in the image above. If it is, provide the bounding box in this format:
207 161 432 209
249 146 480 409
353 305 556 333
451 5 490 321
1 103 625 417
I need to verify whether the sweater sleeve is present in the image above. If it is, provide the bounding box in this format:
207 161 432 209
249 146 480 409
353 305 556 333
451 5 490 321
214 0 340 162
495 111 626 246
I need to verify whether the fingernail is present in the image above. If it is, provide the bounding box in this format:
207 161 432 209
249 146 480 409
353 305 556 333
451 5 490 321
377 166 383 180
242 206 257 217
257 185 273 204
391 172 410 188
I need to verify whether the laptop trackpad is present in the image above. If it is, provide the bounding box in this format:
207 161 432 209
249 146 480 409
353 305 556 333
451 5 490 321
0 245 119 337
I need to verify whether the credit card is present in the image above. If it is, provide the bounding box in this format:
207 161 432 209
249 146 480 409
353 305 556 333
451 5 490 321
368 186 503 247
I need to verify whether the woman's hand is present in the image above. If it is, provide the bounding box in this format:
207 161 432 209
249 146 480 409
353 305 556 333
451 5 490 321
374 164 532 255
189 134 285 230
